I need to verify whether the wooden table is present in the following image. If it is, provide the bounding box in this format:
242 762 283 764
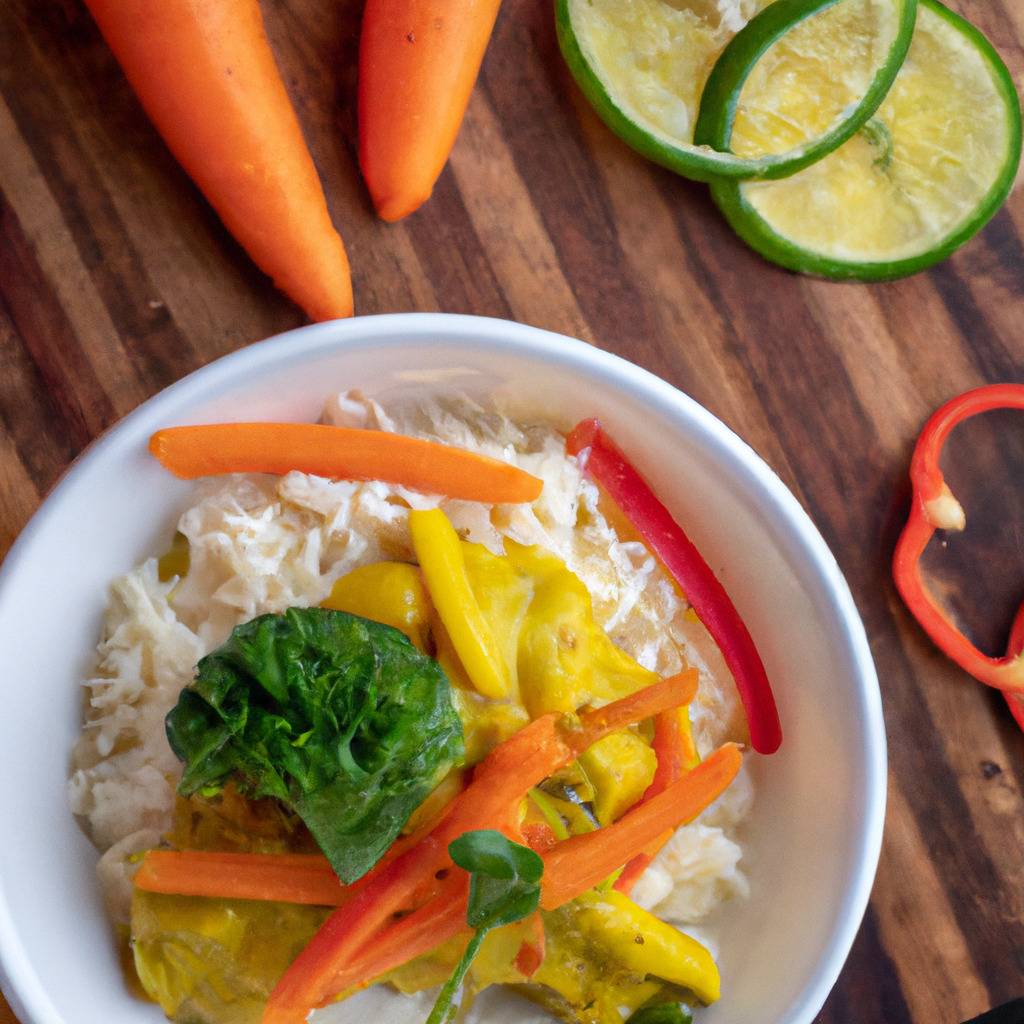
1 1 1022 1022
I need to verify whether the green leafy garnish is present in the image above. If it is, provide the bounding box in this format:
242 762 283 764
425 830 544 1024
626 1003 695 1024
165 608 464 883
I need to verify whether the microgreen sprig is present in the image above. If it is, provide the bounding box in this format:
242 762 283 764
425 830 544 1024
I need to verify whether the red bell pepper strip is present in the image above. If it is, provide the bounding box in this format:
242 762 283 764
567 419 782 754
893 384 1024 731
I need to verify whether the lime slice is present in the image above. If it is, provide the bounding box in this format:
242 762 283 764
555 0 917 182
708 0 1023 279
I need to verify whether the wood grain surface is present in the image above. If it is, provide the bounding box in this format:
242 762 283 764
1 1 1023 1022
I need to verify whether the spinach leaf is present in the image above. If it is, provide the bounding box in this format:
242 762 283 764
626 1003 695 1024
425 830 543 1024
165 608 464 883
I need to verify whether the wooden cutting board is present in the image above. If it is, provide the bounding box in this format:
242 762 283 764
1 1 1022 1022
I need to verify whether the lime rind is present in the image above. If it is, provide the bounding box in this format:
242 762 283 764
556 0 918 183
692 0 919 180
709 0 1023 280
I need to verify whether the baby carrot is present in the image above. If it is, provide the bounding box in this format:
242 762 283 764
148 423 543 503
358 0 502 221
84 0 353 321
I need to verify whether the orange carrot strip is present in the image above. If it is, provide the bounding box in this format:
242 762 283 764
135 772 465 909
572 671 698 754
320 877 471 1003
649 709 687 793
135 851 345 907
358 0 502 221
541 744 743 910
149 423 543 503
264 676 695 1021
264 855 468 1023
82 0 352 321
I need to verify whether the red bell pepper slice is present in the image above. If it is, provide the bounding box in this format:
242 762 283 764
566 419 782 754
893 384 1024 731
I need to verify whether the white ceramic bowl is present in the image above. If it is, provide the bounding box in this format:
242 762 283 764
0 313 885 1024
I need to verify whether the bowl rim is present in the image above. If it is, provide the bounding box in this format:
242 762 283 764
0 312 886 1024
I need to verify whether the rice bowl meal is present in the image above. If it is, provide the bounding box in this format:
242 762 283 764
67 388 780 1024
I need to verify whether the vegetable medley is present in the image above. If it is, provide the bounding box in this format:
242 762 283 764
73 398 779 1024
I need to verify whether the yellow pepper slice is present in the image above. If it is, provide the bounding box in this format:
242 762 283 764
462 540 533 693
409 508 511 700
506 541 657 716
321 562 431 653
529 889 718 1021
573 890 720 1004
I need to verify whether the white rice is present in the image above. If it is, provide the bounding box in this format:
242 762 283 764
69 392 752 934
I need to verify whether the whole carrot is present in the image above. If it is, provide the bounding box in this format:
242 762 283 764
84 0 353 321
359 0 502 221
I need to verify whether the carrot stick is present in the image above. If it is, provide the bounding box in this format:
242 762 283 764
148 423 543 503
541 744 742 910
572 671 698 753
358 0 502 221
83 0 352 321
135 851 345 907
317 877 471 1004
135 770 463 908
648 710 687 794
